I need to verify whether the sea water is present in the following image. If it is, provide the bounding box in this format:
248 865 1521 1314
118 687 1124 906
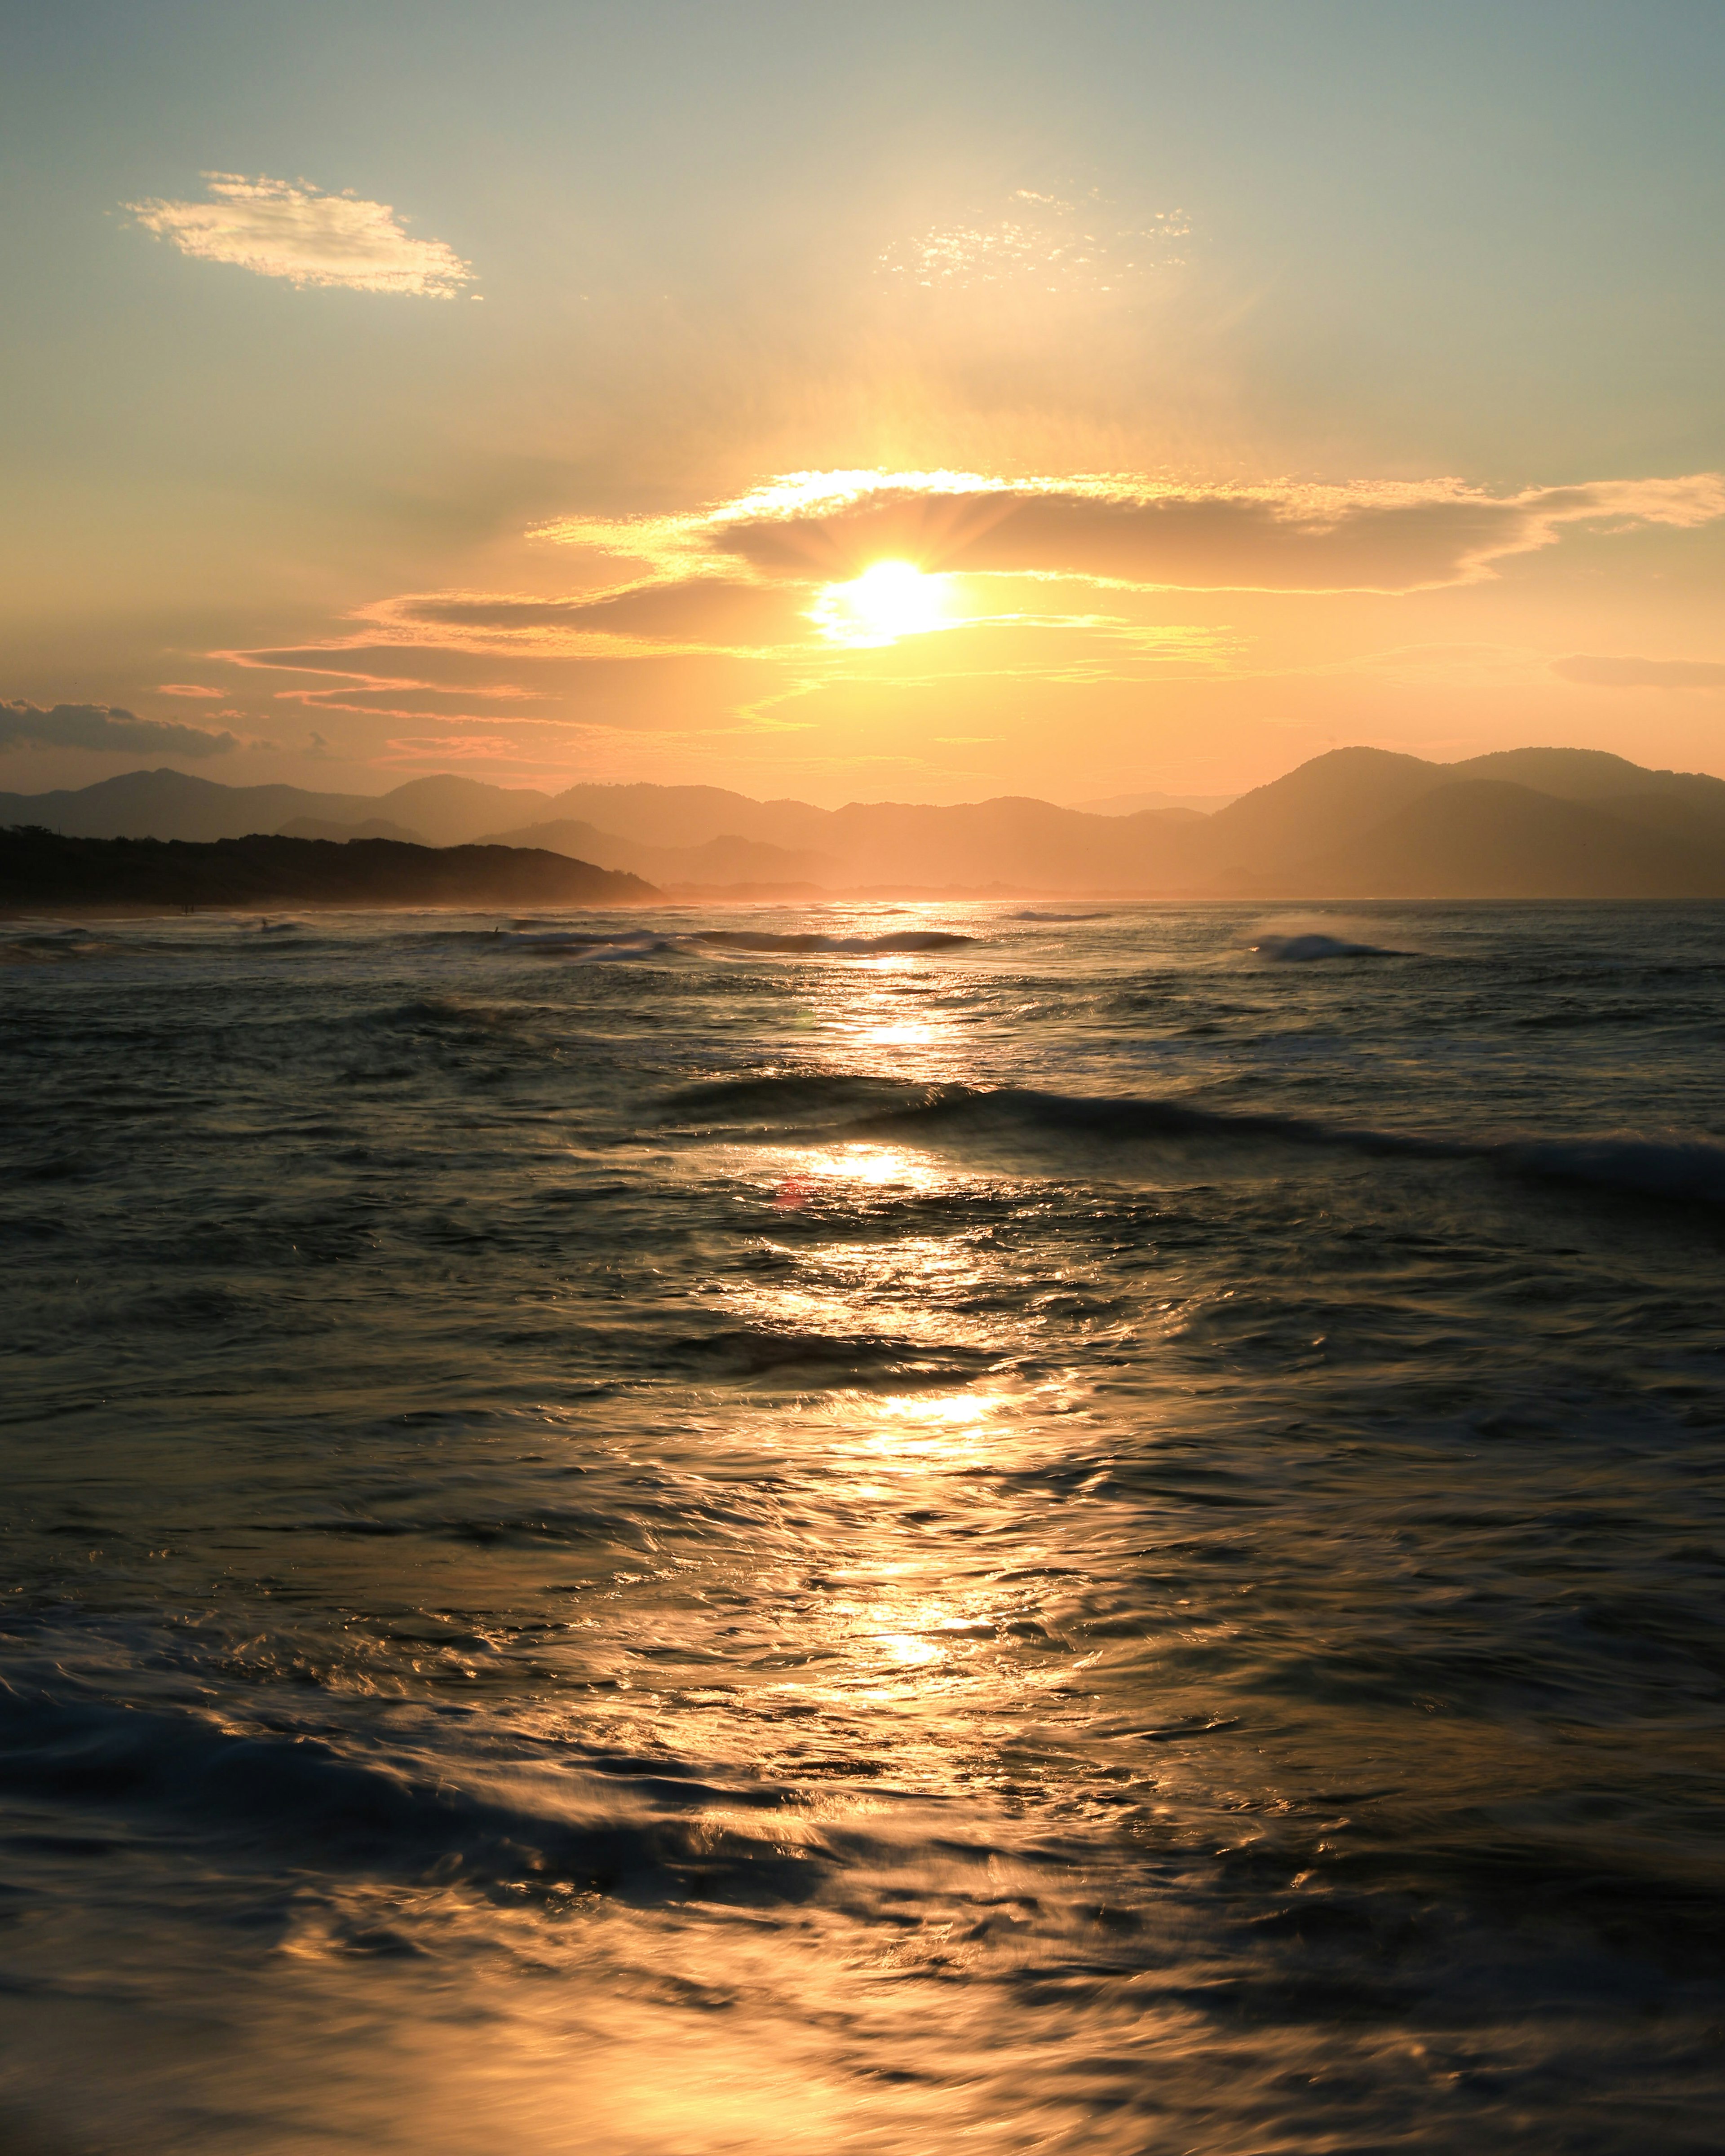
2 900 1722 2153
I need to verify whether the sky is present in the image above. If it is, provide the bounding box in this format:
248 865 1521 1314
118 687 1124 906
2 0 1723 806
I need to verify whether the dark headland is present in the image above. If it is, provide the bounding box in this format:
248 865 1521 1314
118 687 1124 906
0 828 660 916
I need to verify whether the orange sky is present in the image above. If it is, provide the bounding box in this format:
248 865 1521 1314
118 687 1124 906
4 3 1723 803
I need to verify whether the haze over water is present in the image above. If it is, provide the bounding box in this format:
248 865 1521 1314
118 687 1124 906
4 901 1723 2153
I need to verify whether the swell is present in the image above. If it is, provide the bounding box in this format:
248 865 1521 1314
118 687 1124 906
473 928 977 961
693 929 976 954
0 1672 872 1909
665 1074 1725 1206
1252 932 1410 961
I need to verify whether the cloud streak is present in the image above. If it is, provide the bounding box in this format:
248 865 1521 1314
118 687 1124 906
367 579 812 652
202 465 1725 775
539 468 1725 596
126 174 474 296
0 702 240 755
1554 654 1725 689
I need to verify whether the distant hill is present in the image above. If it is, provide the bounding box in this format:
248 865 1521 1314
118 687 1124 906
1067 790 1237 815
476 801 1210 892
0 768 559 847
477 817 843 892
277 814 427 843
1294 780 1725 898
0 830 659 913
1205 747 1725 895
6 745 1725 898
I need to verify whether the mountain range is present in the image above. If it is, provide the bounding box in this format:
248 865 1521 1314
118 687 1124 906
6 746 1725 899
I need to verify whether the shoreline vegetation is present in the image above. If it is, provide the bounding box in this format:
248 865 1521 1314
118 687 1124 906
0 828 660 916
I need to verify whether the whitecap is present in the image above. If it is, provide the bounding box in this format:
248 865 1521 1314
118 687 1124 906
1253 932 1407 962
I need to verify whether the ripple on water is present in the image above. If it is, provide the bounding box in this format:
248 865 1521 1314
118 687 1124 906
1 901 1723 2152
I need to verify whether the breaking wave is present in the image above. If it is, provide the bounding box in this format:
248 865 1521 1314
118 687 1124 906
666 1074 1725 1205
1501 1137 1725 1205
0 932 124 965
0 1666 875 1909
482 928 686 961
1253 932 1409 961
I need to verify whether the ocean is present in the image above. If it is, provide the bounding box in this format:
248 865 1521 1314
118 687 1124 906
2 900 1722 2153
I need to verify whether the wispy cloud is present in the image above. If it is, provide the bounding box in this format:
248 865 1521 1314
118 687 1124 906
201 465 1725 769
155 682 229 698
878 190 1189 296
375 733 531 766
219 634 782 738
0 700 239 755
367 579 811 653
125 174 474 296
1553 654 1725 689
535 468 1725 596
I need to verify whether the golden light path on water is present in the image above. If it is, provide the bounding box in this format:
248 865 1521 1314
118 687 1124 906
7 900 1724 2153
645 938 1123 1891
449 960 1158 2154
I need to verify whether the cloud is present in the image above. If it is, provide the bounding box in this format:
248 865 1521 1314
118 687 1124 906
220 630 786 738
370 579 812 650
878 190 1190 295
125 173 474 296
0 700 240 756
200 463 1725 765
377 734 531 766
538 468 1725 596
156 682 229 698
1553 654 1725 689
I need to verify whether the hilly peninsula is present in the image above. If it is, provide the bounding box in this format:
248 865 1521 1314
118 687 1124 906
0 829 659 915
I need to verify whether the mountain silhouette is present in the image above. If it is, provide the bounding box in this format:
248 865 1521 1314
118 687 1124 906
0 831 658 913
1291 779 1725 898
6 745 1725 899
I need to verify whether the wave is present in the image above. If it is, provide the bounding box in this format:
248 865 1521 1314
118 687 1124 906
568 938 685 963
664 1074 1725 1206
0 1670 867 1907
666 1073 938 1122
1500 1137 1725 1205
363 995 541 1035
489 928 661 949
450 926 976 961
666 1073 1454 1155
670 1323 1000 1384
1252 933 1409 962
484 928 687 962
1010 910 1111 922
0 938 117 965
693 930 977 954
487 926 922 963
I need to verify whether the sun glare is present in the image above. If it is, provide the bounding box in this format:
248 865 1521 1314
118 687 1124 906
815 559 947 646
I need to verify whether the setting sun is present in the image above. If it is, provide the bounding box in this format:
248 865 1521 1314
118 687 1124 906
814 559 947 646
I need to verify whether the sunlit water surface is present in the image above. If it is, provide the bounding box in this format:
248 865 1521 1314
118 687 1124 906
3 901 1723 2153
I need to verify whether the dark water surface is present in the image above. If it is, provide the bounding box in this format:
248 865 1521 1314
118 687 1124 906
2 901 1723 2153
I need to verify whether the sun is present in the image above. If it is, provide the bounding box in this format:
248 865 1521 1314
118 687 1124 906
814 560 947 646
